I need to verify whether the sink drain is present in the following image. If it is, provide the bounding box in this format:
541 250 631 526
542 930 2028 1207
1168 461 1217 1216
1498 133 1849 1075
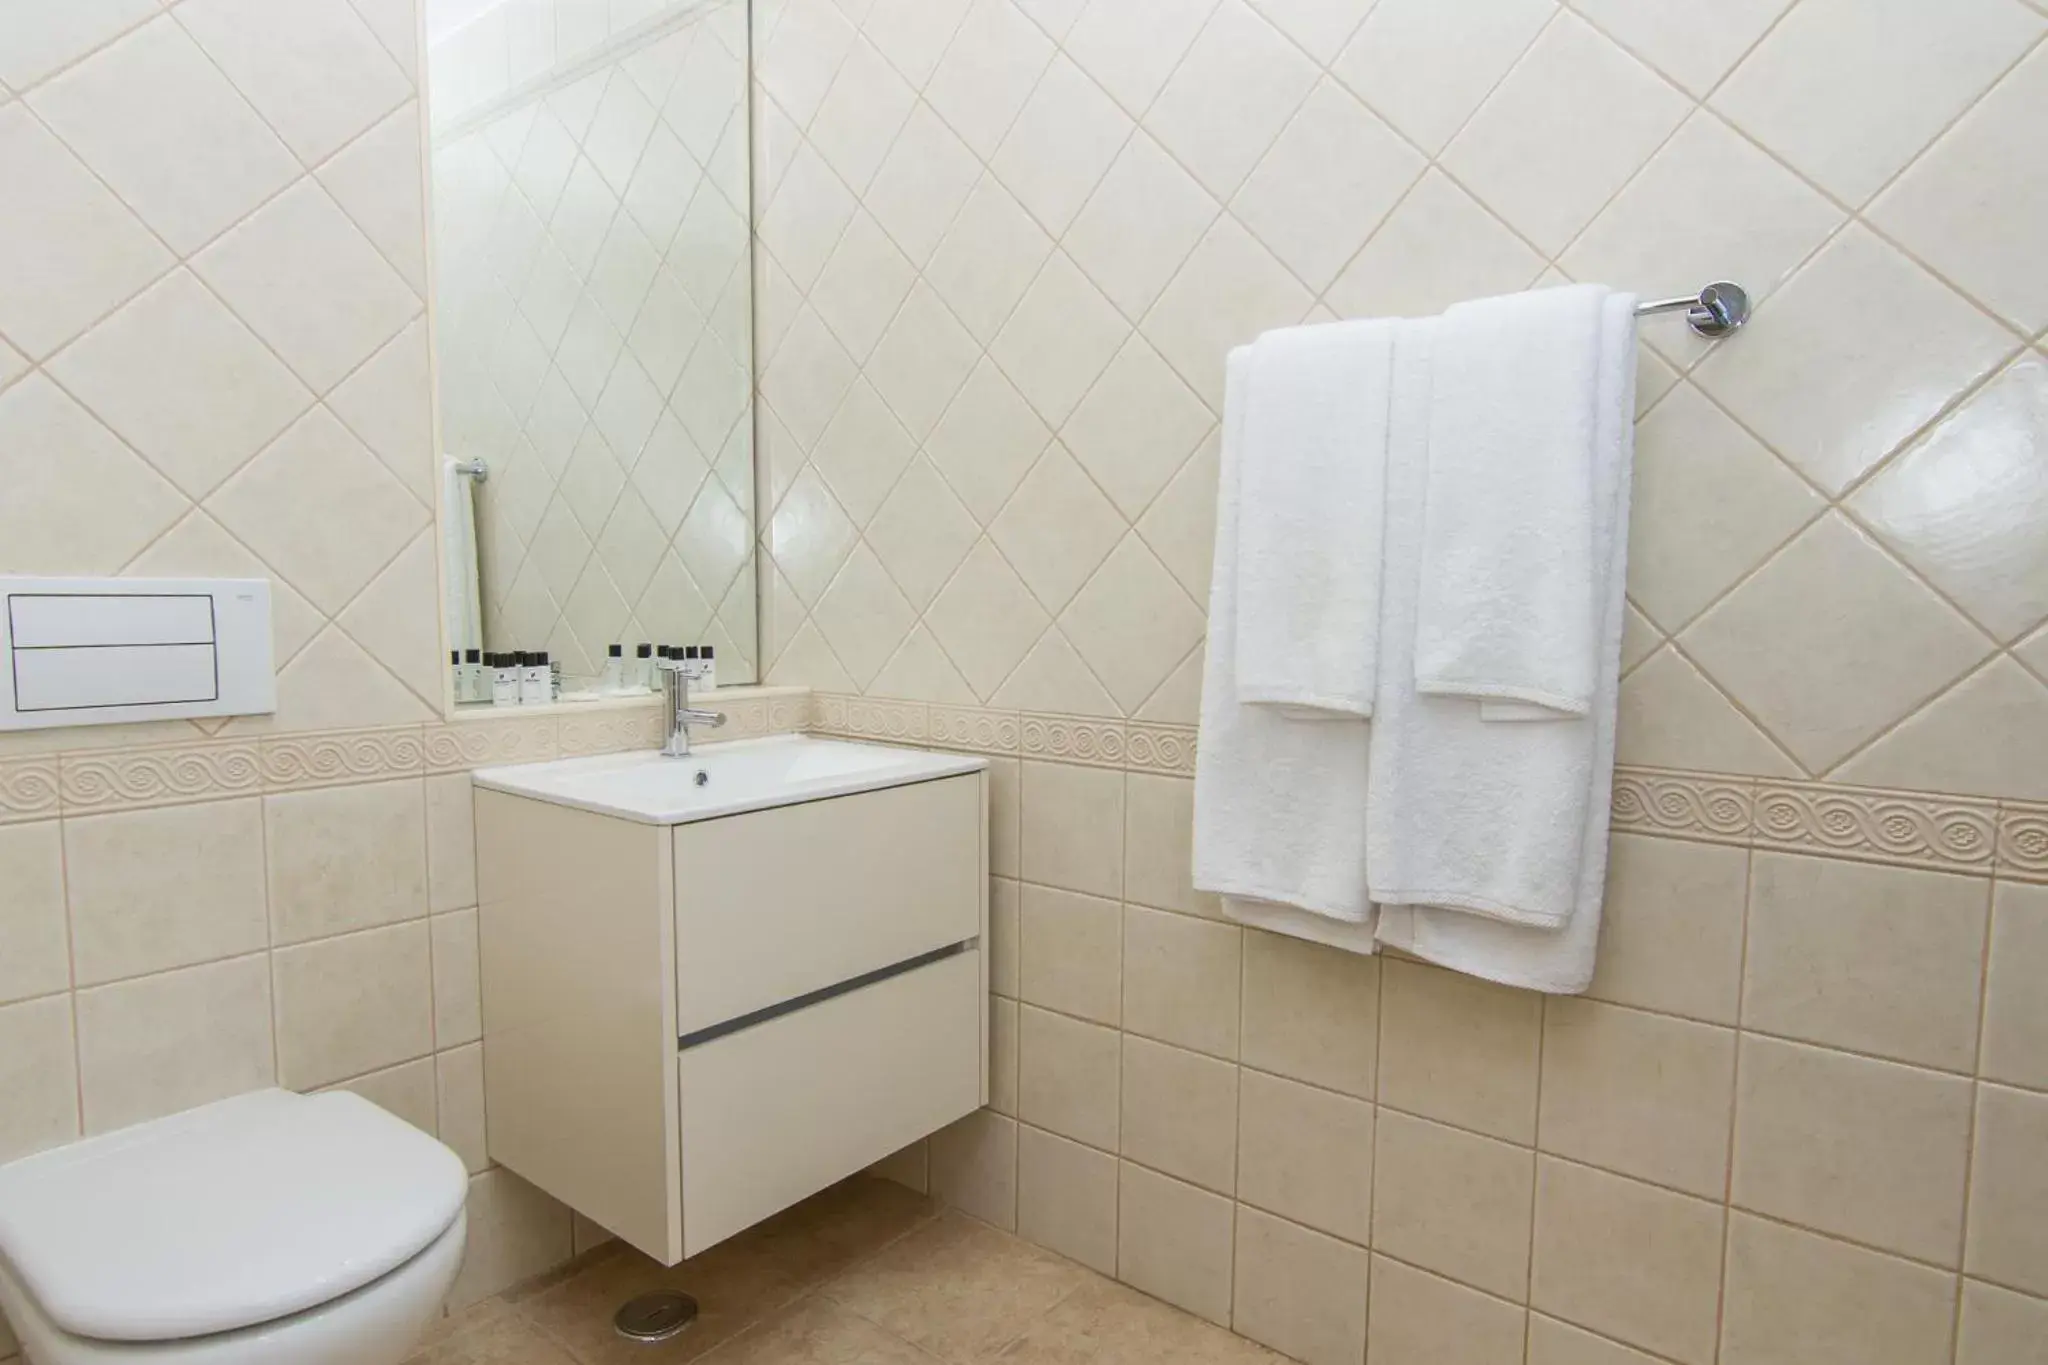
614 1291 699 1341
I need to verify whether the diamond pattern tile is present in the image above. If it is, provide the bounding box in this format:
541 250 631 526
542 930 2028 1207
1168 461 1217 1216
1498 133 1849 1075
1061 335 1214 520
923 0 1054 159
0 375 185 574
988 442 1125 612
177 0 411 165
1146 0 1320 201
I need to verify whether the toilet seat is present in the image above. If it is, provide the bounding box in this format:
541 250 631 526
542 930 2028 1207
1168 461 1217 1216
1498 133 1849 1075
0 1090 469 1365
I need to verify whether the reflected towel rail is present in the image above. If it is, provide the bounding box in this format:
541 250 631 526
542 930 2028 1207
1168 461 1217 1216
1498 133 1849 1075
451 457 488 483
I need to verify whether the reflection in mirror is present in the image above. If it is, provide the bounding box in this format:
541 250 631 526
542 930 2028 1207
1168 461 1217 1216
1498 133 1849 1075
426 0 757 699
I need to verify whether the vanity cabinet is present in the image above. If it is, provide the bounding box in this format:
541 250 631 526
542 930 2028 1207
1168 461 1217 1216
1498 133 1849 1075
474 744 988 1264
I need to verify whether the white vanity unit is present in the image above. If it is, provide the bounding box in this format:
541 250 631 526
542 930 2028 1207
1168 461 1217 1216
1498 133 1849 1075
471 736 989 1264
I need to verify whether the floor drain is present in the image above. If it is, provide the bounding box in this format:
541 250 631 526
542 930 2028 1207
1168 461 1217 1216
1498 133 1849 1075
614 1291 699 1342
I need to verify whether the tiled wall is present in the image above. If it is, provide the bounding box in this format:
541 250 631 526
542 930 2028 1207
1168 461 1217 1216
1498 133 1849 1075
768 0 2048 1360
431 0 763 678
813 694 2048 1365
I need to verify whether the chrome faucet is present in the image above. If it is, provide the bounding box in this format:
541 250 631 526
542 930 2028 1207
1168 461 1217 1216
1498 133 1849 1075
659 659 727 757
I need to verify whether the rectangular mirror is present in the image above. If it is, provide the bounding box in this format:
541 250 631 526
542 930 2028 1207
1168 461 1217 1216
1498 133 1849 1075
424 0 757 697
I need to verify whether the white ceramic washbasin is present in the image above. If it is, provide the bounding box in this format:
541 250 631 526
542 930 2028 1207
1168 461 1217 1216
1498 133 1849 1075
472 734 986 825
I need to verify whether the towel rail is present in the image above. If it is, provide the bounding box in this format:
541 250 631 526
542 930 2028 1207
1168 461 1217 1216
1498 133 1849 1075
1634 281 1749 338
451 457 489 483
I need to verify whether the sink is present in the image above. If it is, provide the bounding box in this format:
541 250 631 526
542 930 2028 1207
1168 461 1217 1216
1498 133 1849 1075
472 733 986 825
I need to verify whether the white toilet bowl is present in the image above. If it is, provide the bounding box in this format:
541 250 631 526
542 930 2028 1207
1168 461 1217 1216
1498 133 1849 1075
0 1091 469 1365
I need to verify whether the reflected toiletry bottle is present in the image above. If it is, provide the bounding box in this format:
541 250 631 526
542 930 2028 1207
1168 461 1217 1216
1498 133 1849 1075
463 649 484 702
521 651 551 705
548 653 562 701
603 644 625 693
450 650 463 702
636 643 654 690
491 653 520 707
700 645 716 690
682 645 701 680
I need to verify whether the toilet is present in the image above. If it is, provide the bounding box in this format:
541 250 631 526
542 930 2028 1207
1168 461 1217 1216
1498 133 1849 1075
0 1090 469 1365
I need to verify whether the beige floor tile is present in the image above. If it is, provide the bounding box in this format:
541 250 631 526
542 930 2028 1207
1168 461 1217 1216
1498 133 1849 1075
996 1278 1281 1365
697 1295 939 1365
513 1233 801 1364
405 1301 581 1364
822 1210 1092 1363
727 1176 940 1289
1230 1207 1369 1365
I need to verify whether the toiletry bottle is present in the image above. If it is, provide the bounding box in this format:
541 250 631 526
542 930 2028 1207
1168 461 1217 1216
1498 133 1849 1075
683 645 701 680
491 653 520 707
603 644 625 693
450 650 463 702
547 652 562 701
635 643 654 690
700 645 716 690
521 650 550 705
464 649 484 702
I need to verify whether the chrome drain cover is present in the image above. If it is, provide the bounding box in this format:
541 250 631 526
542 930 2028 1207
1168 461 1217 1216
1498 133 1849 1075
614 1291 699 1341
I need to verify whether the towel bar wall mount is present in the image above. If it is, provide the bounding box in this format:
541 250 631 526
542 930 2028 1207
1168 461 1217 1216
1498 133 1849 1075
1634 281 1749 338
452 457 489 483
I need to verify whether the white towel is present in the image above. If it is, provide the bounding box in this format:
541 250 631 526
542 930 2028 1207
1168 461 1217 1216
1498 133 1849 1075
1192 348 1375 930
1234 320 1395 718
1414 284 1612 717
442 457 483 654
1367 292 1636 991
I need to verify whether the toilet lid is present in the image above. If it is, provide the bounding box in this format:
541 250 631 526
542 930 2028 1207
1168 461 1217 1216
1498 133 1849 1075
0 1089 467 1342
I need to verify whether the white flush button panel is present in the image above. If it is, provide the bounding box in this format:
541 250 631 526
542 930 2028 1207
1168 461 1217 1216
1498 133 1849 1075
1 577 275 731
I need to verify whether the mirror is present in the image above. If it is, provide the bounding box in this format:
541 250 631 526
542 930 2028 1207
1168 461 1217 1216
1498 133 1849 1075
424 0 757 698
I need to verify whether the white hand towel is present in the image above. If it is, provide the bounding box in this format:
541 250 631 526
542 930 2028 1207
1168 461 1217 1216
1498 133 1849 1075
1192 349 1375 929
442 457 483 654
1413 283 1612 716
1365 293 1635 969
1233 320 1396 717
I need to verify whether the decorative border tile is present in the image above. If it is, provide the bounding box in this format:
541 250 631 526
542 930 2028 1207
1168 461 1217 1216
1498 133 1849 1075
812 693 928 742
424 714 559 772
559 704 667 757
2000 804 2048 882
0 755 61 822
261 727 426 791
1611 769 1754 846
60 740 262 814
1020 713 1127 769
929 703 1022 755
1753 781 1998 874
1126 722 1197 777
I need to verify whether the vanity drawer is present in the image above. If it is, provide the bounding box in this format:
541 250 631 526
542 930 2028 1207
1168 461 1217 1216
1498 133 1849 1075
672 773 982 1035
677 949 982 1256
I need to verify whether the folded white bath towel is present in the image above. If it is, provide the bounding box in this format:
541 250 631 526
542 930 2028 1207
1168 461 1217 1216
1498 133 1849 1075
1234 319 1395 718
1366 292 1635 989
1192 348 1375 931
1414 284 1612 717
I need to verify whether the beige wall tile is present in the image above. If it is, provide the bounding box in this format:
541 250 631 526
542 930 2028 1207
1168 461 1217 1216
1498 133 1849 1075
1965 1083 2048 1296
1122 904 1240 1059
991 993 1019 1116
1019 883 1122 1025
272 920 434 1089
1732 1035 1973 1266
989 757 1021 879
64 797 269 986
1958 1279 2048 1365
1017 1003 1120 1150
424 771 477 913
1124 773 1219 918
448 1167 575 1310
1527 1314 1666 1365
1367 1255 1526 1365
1241 928 1378 1099
1721 1213 1958 1365
74 953 274 1134
1119 1033 1238 1195
0 822 68 1004
334 1055 436 1136
0 995 78 1162
1538 998 1736 1198
265 778 428 945
1983 881 2048 1089
430 908 481 1049
1231 1207 1369 1365
1380 958 1541 1143
1372 1108 1534 1302
1116 1160 1235 1326
1018 1122 1118 1275
1236 1068 1372 1245
931 1108 1019 1231
991 875 1019 996
1020 760 1124 898
1744 852 1989 1071
434 1042 486 1174
1589 832 1747 1024
1531 1158 1725 1365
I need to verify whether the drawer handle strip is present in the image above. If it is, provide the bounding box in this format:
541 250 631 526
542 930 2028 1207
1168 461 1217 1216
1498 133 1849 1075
678 940 975 1051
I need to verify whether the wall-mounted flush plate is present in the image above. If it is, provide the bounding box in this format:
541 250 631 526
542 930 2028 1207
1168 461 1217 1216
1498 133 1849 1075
0 577 275 731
